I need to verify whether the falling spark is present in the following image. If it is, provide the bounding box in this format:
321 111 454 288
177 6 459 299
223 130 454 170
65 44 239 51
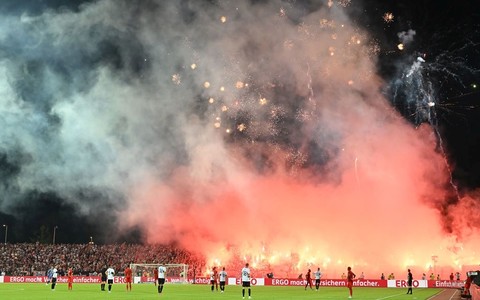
235 81 244 89
369 41 381 56
350 35 362 45
204 81 211 88
298 22 311 36
220 16 227 23
283 39 294 49
220 86 225 92
214 117 221 128
237 123 246 132
208 97 215 104
383 12 394 23
329 46 335 56
190 63 197 70
172 74 181 85
319 19 335 28
398 43 404 50
259 97 267 105
337 0 351 8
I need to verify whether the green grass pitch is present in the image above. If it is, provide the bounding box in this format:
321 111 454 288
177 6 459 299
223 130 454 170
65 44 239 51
0 283 444 300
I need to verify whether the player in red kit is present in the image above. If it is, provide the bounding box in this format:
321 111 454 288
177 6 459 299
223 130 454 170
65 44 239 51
67 268 73 290
210 266 219 292
346 266 356 298
124 265 133 292
305 269 313 290
464 275 472 297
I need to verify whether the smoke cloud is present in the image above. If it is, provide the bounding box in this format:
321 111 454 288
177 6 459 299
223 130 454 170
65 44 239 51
397 29 416 45
0 0 479 277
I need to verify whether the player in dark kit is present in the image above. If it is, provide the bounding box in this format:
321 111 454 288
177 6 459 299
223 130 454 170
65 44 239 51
50 266 58 291
100 266 107 291
46 267 53 285
406 269 413 294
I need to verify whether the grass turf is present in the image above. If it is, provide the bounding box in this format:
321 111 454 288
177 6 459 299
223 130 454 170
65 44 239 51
0 283 444 300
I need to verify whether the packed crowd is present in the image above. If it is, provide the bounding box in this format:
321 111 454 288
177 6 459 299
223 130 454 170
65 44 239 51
0 243 205 277
0 243 464 280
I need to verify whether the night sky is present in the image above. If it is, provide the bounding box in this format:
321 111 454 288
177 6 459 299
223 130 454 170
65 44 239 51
0 0 478 265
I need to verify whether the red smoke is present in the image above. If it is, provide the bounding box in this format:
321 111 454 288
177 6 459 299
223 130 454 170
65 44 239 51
121 2 480 279
124 115 479 278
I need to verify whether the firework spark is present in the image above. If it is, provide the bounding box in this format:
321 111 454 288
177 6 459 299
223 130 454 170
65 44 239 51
383 12 394 23
337 0 351 8
172 74 181 85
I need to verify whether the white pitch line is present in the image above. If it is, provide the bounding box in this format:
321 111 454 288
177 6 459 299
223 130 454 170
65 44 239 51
376 292 405 300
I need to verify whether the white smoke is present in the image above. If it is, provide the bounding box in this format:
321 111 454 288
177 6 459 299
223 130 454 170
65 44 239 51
397 29 416 45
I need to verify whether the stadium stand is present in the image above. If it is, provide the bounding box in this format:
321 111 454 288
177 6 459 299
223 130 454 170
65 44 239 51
0 243 205 277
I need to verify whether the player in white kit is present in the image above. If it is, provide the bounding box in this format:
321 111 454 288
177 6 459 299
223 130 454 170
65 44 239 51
241 263 252 299
106 266 115 293
219 267 228 293
314 267 322 291
157 264 167 294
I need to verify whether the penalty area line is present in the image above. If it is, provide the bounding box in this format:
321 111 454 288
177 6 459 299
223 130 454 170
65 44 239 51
376 293 406 300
